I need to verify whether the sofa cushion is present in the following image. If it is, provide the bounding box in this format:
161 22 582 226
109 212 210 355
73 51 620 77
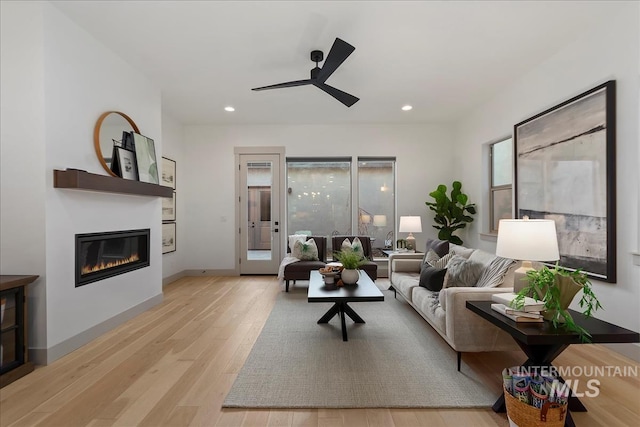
293 238 319 261
468 249 498 268
392 272 420 302
442 255 484 288
419 265 447 292
476 256 516 288
413 287 446 334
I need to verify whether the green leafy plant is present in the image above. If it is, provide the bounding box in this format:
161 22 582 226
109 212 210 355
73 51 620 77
333 250 366 270
513 264 603 342
425 181 476 245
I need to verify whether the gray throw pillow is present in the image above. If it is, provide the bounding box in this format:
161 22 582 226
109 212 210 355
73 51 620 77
442 255 484 288
425 239 449 258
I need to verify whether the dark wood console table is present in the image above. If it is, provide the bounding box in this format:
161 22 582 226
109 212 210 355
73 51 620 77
1 275 38 387
466 300 639 427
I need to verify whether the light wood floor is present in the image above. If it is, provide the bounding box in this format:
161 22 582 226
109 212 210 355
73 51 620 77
1 276 638 426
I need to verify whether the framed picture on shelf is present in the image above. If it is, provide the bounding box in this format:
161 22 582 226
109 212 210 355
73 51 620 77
111 147 138 180
161 157 176 189
162 222 176 254
514 80 616 282
162 192 176 221
133 132 159 184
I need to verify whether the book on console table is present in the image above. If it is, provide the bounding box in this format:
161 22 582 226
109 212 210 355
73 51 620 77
491 303 544 322
491 293 545 312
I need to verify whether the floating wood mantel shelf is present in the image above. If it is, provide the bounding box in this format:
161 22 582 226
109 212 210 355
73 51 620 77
53 169 173 197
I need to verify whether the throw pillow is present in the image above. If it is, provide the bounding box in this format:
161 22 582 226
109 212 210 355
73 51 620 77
475 256 515 288
425 239 449 258
341 237 363 256
430 251 454 269
293 238 319 261
288 234 308 252
419 265 447 292
449 243 474 259
424 249 440 266
442 255 484 288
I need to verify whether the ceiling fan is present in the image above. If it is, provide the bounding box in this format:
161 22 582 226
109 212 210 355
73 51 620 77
251 38 359 107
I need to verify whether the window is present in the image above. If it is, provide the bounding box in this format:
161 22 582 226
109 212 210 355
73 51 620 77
490 138 513 233
286 157 396 258
358 158 395 254
286 158 351 254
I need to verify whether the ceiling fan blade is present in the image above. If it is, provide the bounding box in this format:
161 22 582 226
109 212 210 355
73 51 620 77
251 79 313 91
314 82 359 107
316 38 355 84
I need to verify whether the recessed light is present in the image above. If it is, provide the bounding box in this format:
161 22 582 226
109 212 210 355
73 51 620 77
224 106 235 112
401 105 413 111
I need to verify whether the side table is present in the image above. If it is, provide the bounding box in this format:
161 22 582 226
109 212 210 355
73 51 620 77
466 300 639 427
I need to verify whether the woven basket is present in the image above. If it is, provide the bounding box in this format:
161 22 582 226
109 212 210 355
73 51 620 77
504 386 567 427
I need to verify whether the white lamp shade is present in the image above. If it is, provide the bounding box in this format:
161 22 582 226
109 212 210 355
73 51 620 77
496 219 560 261
360 214 372 224
399 216 422 233
373 215 387 227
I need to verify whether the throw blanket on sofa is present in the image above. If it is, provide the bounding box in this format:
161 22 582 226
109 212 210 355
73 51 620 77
278 256 300 285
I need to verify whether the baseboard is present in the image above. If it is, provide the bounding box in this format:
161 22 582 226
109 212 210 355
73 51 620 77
603 342 640 363
30 293 163 365
183 269 239 276
163 271 187 286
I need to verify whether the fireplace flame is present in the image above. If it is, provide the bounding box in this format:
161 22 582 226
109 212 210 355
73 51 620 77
81 254 140 275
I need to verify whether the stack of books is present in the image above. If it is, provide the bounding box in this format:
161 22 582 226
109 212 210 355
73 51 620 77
491 293 544 322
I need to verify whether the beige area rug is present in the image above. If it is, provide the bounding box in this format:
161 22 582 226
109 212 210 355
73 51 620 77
223 288 498 408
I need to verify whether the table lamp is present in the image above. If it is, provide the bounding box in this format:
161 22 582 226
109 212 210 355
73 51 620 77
399 216 422 252
373 215 387 227
495 217 560 292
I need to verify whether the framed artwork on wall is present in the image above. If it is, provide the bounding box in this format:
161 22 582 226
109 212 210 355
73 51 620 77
162 192 176 222
514 80 616 282
161 157 176 189
162 222 176 254
133 133 159 184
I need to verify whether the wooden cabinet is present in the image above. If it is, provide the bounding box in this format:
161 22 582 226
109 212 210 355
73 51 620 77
1 275 37 388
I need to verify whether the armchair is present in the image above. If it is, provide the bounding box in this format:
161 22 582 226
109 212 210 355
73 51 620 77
282 235 327 292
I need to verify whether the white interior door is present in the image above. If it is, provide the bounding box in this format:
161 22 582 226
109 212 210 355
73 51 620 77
239 154 281 274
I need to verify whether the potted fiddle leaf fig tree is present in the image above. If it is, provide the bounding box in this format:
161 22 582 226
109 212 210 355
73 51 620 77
514 264 603 342
425 181 476 245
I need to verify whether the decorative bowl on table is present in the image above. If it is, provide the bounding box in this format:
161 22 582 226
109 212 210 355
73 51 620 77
319 266 342 285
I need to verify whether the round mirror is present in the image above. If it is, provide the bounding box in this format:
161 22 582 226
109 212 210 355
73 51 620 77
93 111 140 176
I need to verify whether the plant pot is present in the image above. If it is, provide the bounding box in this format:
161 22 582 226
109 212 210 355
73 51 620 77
341 269 359 285
541 275 583 322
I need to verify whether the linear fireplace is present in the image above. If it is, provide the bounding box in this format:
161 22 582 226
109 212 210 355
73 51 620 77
75 229 150 287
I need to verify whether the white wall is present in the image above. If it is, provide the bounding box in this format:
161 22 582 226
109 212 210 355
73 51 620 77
183 124 454 270
161 113 185 280
2 2 165 363
455 5 640 333
0 1 48 349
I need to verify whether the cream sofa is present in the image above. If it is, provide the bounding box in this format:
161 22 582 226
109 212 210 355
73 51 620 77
389 244 522 370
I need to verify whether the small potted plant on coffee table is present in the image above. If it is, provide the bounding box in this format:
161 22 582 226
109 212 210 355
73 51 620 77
333 250 366 285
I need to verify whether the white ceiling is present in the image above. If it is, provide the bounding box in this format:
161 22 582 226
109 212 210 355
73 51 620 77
51 1 623 126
